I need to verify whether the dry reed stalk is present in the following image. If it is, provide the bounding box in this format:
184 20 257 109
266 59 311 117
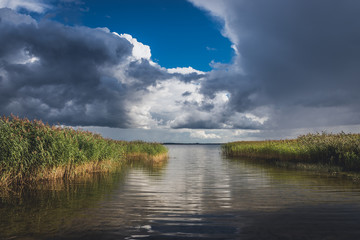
126 152 168 163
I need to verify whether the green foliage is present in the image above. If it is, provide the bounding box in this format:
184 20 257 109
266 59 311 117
126 141 168 156
223 132 360 171
0 115 167 184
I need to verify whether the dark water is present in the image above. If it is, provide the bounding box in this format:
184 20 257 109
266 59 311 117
2 145 360 239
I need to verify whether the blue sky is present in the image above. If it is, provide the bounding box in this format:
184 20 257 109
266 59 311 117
47 0 234 71
1 0 360 142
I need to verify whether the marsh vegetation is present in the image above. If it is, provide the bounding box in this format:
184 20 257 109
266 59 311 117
0 115 167 187
223 132 360 173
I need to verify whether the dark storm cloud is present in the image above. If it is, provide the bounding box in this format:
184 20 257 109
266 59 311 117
200 68 258 113
0 8 135 127
126 60 170 89
0 8 185 128
234 0 360 105
181 91 192 97
172 119 220 129
175 71 205 83
189 0 360 129
125 60 205 85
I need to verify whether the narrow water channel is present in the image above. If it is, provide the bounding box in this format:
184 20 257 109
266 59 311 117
1 145 360 239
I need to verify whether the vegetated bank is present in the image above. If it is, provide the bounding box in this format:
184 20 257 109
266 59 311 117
0 115 168 187
223 132 360 176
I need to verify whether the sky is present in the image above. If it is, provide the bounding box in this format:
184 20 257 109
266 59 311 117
0 0 360 143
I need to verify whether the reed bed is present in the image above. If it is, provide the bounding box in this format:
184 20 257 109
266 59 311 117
223 132 360 171
0 115 167 187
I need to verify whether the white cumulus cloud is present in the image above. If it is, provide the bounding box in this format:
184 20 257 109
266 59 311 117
167 66 204 75
0 0 50 13
114 33 152 61
190 130 221 139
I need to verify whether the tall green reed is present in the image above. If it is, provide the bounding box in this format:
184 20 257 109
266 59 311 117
0 115 167 185
223 132 360 171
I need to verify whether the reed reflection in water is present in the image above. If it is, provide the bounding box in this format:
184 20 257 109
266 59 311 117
1 145 360 239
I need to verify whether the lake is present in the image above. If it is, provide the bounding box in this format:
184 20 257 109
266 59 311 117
1 144 360 239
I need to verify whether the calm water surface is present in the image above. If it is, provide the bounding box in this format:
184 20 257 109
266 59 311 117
2 145 360 239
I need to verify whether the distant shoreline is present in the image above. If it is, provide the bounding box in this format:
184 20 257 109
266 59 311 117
163 143 222 145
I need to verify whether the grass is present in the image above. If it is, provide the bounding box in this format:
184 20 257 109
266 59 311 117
222 132 360 172
0 115 168 187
